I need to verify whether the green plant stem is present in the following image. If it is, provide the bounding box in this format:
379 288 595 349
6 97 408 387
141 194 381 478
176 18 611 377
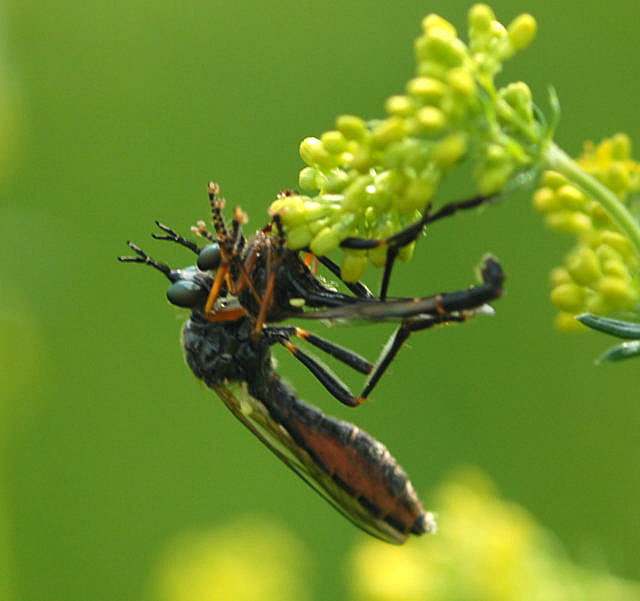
544 142 640 257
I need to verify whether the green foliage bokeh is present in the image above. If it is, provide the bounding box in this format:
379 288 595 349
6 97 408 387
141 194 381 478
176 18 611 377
2 1 639 600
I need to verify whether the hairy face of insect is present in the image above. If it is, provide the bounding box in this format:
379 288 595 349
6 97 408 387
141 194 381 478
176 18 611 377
166 266 213 309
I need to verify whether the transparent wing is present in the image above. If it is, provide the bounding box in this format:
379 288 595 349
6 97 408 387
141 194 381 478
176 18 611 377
212 382 433 544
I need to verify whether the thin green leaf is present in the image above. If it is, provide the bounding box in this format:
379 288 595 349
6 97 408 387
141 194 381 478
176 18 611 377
576 313 640 339
598 340 640 363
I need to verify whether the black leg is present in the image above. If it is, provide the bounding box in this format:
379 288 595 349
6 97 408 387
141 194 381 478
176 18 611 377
264 256 504 406
340 193 496 299
264 325 377 407
266 325 372 374
273 337 361 407
358 312 465 401
282 256 504 402
288 256 504 323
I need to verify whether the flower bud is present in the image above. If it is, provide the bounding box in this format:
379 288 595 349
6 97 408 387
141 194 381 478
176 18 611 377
600 230 634 258
415 28 467 68
566 212 593 234
475 143 513 195
475 162 513 196
398 140 431 171
321 130 348 155
550 283 585 313
595 243 622 264
545 211 591 234
336 115 368 140
611 133 632 160
406 76 447 103
305 200 331 220
447 67 476 99
385 95 416 117
468 4 495 34
415 106 446 135
507 14 537 53
308 217 329 235
342 175 374 212
400 174 437 213
299 137 322 164
607 162 631 194
550 267 571 287
532 187 561 213
500 81 533 123
555 312 586 332
310 227 341 256
286 225 313 250
269 196 313 227
432 132 468 167
490 20 508 41
585 293 608 315
416 60 449 81
566 247 601 286
371 116 407 148
588 201 610 226
368 186 392 214
542 170 568 190
350 147 375 173
299 166 320 191
484 144 508 164
368 245 388 268
341 250 368 282
557 185 587 210
602 259 630 280
299 137 336 169
422 14 457 37
397 240 416 262
323 169 351 193
597 276 638 309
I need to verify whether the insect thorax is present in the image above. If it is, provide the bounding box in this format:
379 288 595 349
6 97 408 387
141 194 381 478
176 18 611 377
181 312 273 388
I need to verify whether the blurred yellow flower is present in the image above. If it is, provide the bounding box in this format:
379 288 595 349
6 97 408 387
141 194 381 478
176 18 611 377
349 468 640 601
148 471 640 601
150 516 310 601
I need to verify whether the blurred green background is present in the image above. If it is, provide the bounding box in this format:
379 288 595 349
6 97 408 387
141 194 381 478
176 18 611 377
2 1 639 600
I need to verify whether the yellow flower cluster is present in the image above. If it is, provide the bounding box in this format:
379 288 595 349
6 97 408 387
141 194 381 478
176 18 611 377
349 468 640 601
533 134 640 330
269 4 538 282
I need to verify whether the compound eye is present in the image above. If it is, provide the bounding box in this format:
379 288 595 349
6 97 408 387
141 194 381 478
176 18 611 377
197 243 221 271
166 280 208 308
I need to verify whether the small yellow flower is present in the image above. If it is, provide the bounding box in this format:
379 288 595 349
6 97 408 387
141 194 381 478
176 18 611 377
341 250 368 282
270 5 540 274
533 133 640 327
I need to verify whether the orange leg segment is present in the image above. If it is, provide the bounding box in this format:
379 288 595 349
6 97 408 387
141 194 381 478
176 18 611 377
204 262 229 315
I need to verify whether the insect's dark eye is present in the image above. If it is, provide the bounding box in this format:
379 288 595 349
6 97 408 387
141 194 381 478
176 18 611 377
197 243 221 271
167 280 208 308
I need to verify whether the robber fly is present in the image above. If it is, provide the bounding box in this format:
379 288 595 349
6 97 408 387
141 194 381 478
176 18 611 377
119 183 505 543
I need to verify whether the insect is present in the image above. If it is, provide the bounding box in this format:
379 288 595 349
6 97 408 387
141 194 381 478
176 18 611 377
119 183 505 543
